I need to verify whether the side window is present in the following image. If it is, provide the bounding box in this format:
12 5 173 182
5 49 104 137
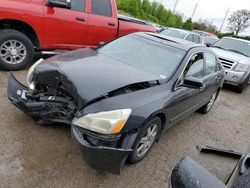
205 53 218 75
91 0 112 17
193 35 200 44
185 34 193 42
57 0 85 12
184 53 204 79
71 0 85 12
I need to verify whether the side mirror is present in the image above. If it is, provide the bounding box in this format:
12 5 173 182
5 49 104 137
206 43 212 47
46 0 71 9
181 77 204 89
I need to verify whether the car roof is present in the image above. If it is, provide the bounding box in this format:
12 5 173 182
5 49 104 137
165 28 201 36
223 37 250 44
135 32 203 51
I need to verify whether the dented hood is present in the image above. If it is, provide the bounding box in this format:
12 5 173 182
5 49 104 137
33 48 160 109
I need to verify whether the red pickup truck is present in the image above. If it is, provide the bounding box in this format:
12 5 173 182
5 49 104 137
0 0 155 70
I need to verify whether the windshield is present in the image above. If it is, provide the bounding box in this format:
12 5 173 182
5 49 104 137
160 29 188 39
97 35 186 80
213 38 250 57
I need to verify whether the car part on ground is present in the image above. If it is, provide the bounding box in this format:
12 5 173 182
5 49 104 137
197 145 243 159
170 146 250 188
170 157 227 188
8 32 224 174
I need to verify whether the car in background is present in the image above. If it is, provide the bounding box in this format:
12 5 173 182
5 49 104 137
0 0 155 71
160 28 204 45
8 32 224 174
211 37 250 93
193 30 219 46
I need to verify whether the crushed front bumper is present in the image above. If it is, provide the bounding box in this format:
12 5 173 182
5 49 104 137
8 72 44 113
72 125 136 174
8 73 74 124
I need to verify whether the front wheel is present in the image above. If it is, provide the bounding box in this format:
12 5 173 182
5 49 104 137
0 29 34 71
235 77 249 93
128 117 162 164
199 91 218 114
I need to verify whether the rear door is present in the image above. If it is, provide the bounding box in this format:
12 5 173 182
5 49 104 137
43 0 88 49
85 0 118 47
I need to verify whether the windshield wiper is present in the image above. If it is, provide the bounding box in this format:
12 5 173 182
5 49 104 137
227 49 249 57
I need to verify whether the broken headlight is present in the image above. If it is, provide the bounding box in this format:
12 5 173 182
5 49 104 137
73 109 132 135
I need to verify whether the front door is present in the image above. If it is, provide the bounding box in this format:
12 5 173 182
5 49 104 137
167 52 208 126
43 0 88 49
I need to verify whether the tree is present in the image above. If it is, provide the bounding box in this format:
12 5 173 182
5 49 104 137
228 9 250 36
183 18 193 30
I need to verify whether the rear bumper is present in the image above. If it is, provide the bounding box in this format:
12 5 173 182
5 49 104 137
71 125 136 174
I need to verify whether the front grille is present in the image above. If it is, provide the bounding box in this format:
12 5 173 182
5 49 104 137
219 58 235 69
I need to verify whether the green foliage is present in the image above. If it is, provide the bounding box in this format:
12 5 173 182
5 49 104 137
193 19 218 35
218 32 250 41
183 18 193 30
116 0 187 28
218 32 234 38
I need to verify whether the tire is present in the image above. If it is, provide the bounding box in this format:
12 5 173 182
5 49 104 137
235 77 249 93
199 91 219 114
0 29 34 71
128 116 162 164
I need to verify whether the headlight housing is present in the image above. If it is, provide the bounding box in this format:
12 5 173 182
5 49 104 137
73 109 132 135
234 63 249 72
26 58 44 85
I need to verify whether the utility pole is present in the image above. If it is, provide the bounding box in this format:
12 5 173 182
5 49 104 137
219 8 230 33
173 0 179 13
150 0 156 15
191 2 198 20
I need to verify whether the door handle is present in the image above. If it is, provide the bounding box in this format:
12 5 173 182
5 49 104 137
108 22 116 26
76 17 86 22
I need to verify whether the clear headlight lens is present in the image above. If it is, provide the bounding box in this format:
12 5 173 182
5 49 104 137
234 63 249 72
73 109 132 135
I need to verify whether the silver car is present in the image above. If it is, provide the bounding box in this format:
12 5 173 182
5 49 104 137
212 37 250 93
160 28 204 45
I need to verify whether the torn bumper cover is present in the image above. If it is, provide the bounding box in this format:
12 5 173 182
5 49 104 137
8 73 75 124
72 125 135 174
8 72 40 113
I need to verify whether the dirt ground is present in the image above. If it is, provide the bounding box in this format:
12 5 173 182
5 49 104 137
0 67 250 188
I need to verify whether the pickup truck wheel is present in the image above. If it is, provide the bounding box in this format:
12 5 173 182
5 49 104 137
199 91 218 114
0 29 34 71
128 117 162 164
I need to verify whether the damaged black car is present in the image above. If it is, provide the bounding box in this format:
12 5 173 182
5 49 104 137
8 32 225 174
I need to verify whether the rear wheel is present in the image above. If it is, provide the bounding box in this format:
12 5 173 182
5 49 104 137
0 29 34 71
128 117 162 164
199 91 218 114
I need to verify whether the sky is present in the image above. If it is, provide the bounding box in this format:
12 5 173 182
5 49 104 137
154 0 250 35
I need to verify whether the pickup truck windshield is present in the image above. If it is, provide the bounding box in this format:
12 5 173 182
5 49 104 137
213 38 250 57
97 35 185 79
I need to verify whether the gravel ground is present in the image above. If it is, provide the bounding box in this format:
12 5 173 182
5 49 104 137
0 68 250 188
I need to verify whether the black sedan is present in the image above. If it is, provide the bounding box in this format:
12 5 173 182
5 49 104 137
8 32 225 174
